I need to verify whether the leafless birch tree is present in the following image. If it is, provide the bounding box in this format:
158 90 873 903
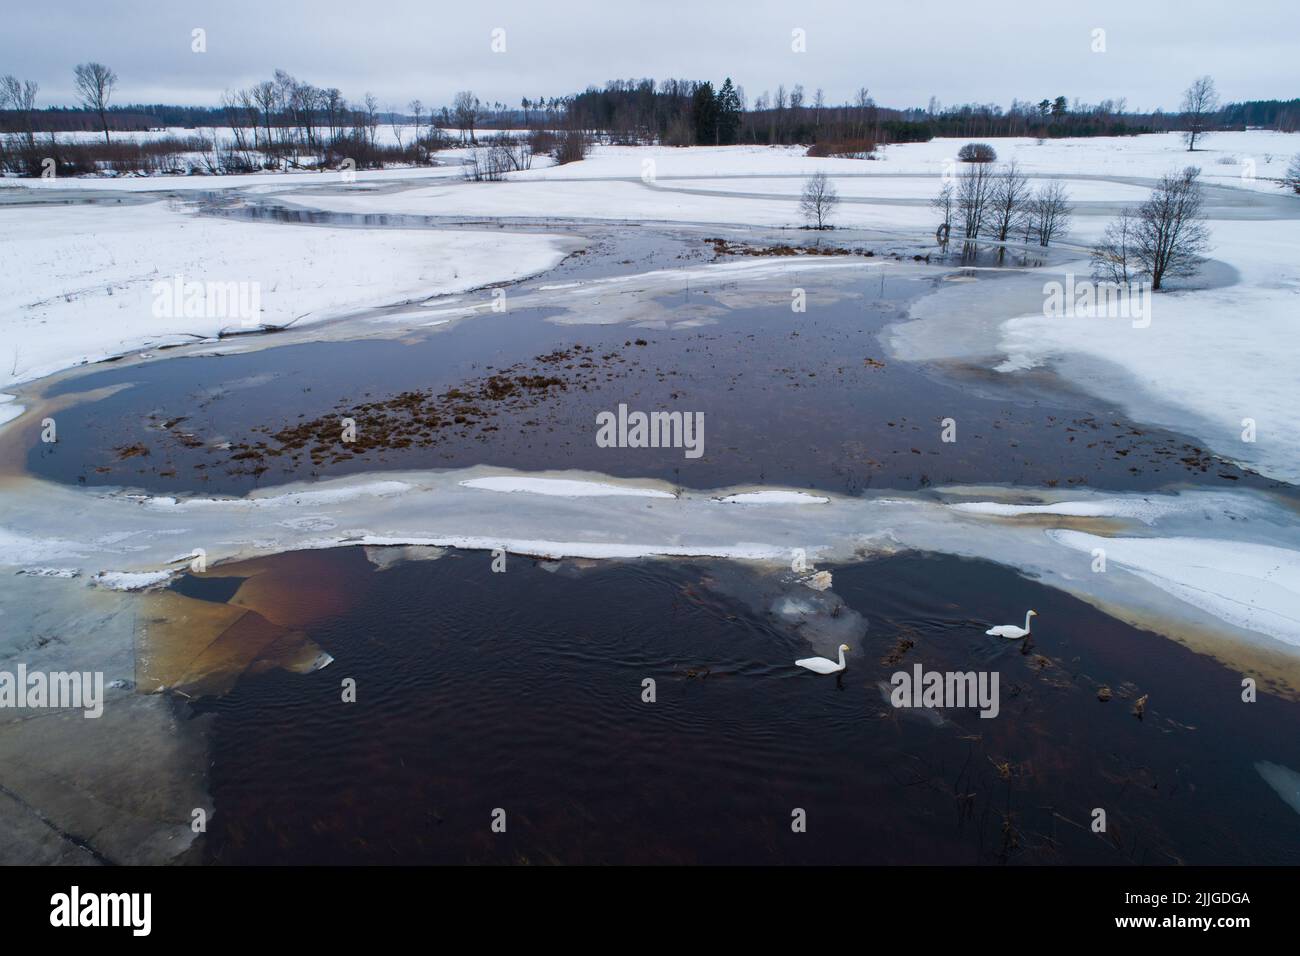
800 171 839 229
1181 75 1219 151
73 62 117 145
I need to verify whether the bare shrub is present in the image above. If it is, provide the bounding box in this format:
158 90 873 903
957 142 997 163
806 136 877 159
464 137 533 182
528 128 557 156
1282 153 1300 194
551 130 588 165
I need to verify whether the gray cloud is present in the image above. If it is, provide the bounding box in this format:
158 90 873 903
2 0 1296 111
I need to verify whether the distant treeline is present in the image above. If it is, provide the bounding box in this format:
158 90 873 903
3 69 1297 154
565 80 1300 147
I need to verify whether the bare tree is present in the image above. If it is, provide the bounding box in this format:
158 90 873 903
1181 75 1219 151
800 171 839 229
987 161 1033 242
930 181 955 243
855 87 871 138
1028 181 1073 246
956 163 995 239
1093 167 1210 289
323 88 346 144
1134 166 1211 289
1 75 39 153
389 105 405 150
408 99 424 143
251 81 277 152
220 89 259 170
74 62 117 145
453 91 480 144
1090 210 1137 284
363 93 379 149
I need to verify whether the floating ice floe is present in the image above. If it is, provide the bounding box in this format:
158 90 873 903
0 393 22 428
93 570 173 591
715 491 830 505
800 570 834 591
948 496 1184 524
459 476 676 498
16 567 80 578
1255 761 1300 817
1048 530 1300 648
137 480 413 511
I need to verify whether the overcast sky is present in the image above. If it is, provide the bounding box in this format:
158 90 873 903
3 0 1297 112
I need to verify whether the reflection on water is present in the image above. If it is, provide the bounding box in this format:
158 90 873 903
193 547 1300 865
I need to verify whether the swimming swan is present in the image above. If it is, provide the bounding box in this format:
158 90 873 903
795 643 850 674
986 610 1037 640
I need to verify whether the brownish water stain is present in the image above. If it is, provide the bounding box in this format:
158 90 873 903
137 549 371 697
219 548 373 629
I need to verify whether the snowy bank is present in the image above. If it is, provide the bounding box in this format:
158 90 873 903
0 200 574 389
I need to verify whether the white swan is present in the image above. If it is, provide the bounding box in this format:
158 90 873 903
795 644 850 674
986 610 1037 639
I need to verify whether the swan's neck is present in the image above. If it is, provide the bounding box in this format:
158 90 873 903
1023 612 1033 633
837 647 846 668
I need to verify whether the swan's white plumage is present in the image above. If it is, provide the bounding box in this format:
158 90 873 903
986 610 1037 640
795 644 849 674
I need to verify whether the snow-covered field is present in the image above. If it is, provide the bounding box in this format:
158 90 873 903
513 131 1299 189
0 200 573 389
994 217 1300 483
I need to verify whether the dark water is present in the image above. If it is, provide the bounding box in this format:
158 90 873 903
30 275 1276 498
192 547 1300 865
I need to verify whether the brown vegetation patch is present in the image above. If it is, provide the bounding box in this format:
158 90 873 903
704 237 875 259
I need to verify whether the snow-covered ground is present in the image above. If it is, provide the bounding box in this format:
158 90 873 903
11 130 1292 198
0 200 574 389
994 217 1300 483
512 131 1299 190
0 159 472 193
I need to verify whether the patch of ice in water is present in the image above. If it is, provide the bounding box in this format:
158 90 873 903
1256 761 1300 816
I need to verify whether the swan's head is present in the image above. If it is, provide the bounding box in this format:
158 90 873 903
839 644 851 652
1028 610 1038 617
